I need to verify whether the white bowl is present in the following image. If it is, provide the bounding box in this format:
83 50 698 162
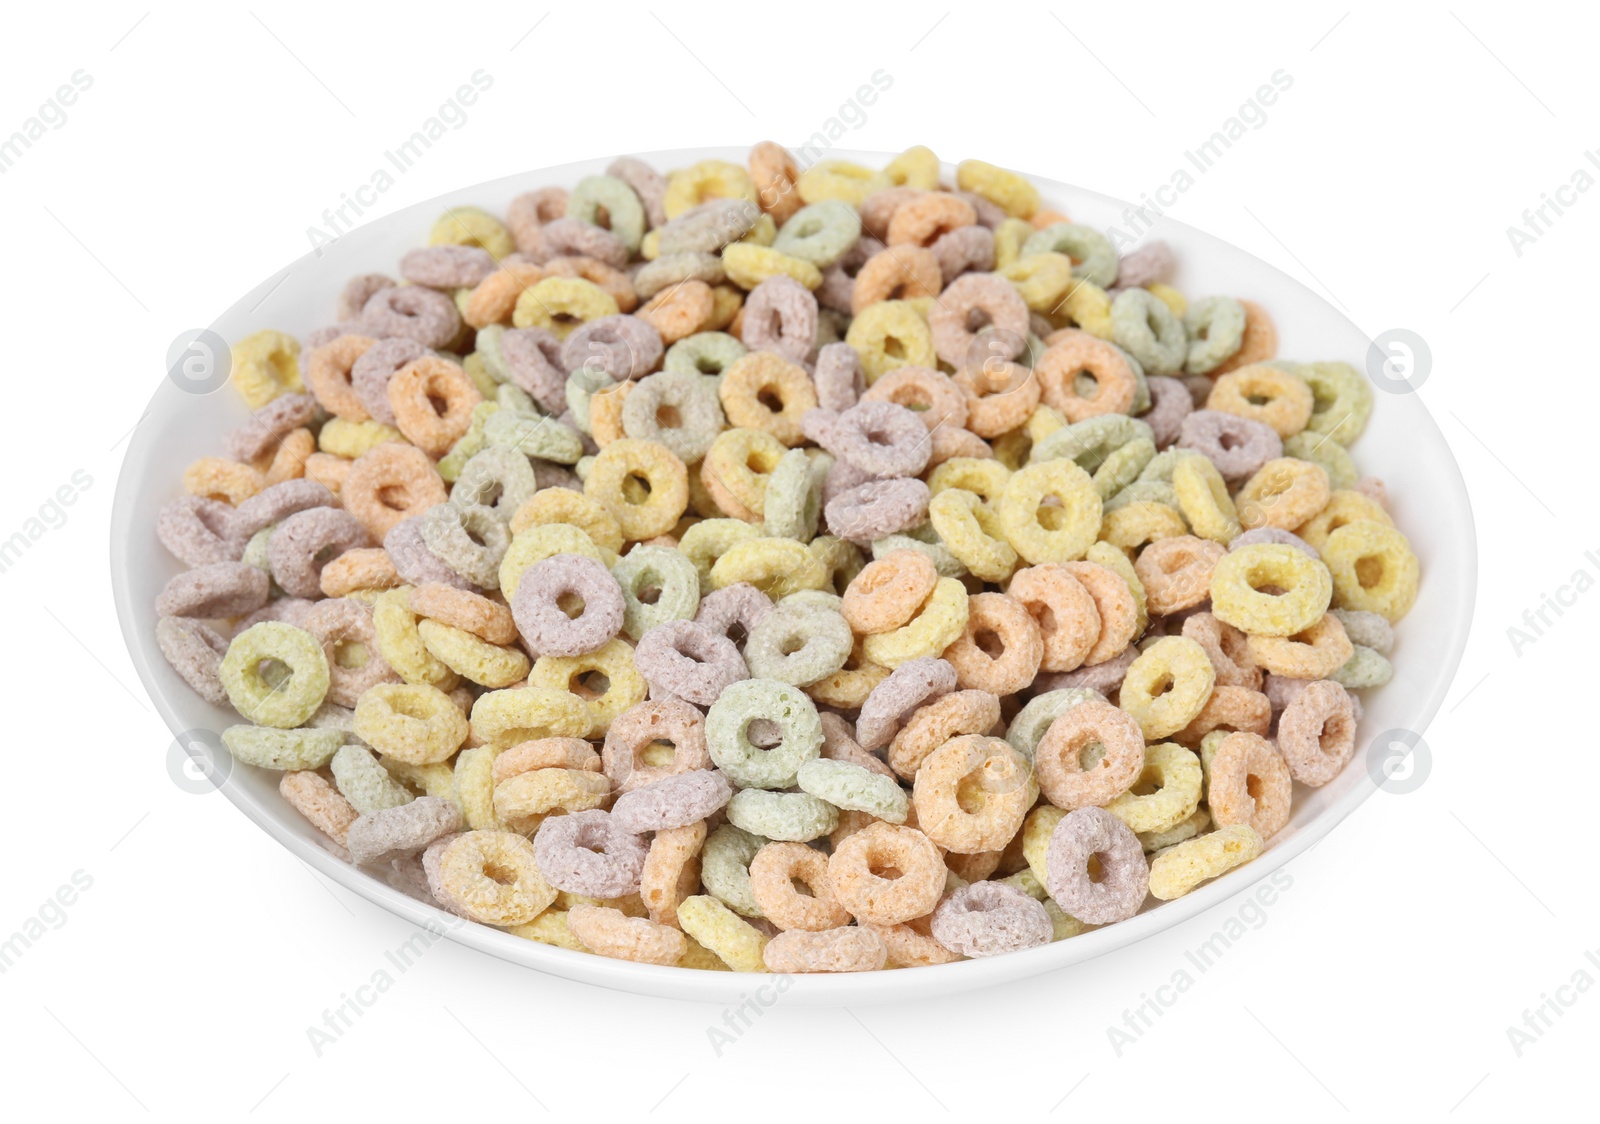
110 148 1476 1005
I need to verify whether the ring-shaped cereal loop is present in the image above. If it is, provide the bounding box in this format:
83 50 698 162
602 700 712 793
512 277 621 339
886 193 976 248
498 524 617 600
928 458 1012 507
1171 452 1242 543
416 619 529 688
1005 564 1103 673
387 356 483 457
532 810 649 899
510 488 623 554
219 621 331 729
1032 698 1145 810
664 331 747 378
860 577 970 670
1246 613 1353 679
1110 288 1187 376
510 552 626 656
639 820 707 929
341 443 448 541
304 334 377 421
1235 457 1331 532
911 735 1037 854
749 842 853 931
1043 806 1149 924
584 439 689 542
566 904 687 966
1297 361 1373 446
1210 299 1279 377
744 604 853 687
826 822 946 926
718 351 818 446
1275 678 1358 786
725 789 838 843
1119 636 1217 741
772 199 861 267
704 678 824 790
842 549 939 635
1021 223 1118 288
302 596 398 707
928 489 1017 583
709 537 827 600
528 637 647 737
470 686 590 747
1147 824 1263 900
858 365 969 433
1207 731 1292 838
665 159 759 219
1183 296 1247 375
998 460 1102 565
430 830 556 926
1134 535 1226 616
1207 364 1314 438
845 300 938 384
701 428 786 521
567 174 647 252
373 587 458 690
1293 489 1391 553
1104 741 1202 834
1321 520 1419 622
353 682 468 765
749 141 803 223
1033 329 1136 421
928 273 1030 369
1003 687 1104 762
763 926 888 973
850 246 944 313
618 369 729 465
611 545 700 641
940 592 1044 695
1210 543 1333 637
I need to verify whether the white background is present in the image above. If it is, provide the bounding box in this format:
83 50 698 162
0 1 1591 1118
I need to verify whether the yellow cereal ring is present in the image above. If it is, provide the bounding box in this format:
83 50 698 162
999 460 1102 564
417 619 531 688
928 488 1017 583
183 457 264 505
470 687 590 748
796 159 891 206
318 418 404 458
354 683 468 765
1148 283 1187 318
512 277 620 338
664 160 758 219
449 745 502 830
1026 404 1069 443
1119 636 1217 740
584 439 690 541
373 587 459 690
676 894 769 972
1056 278 1114 339
1022 804 1067 887
499 523 617 599
678 935 735 971
1148 824 1263 900
528 637 646 736
706 284 744 331
928 458 1012 505
956 159 1040 219
1295 489 1392 553
861 577 970 669
739 212 777 247
721 243 823 291
230 329 302 408
1210 544 1333 637
1172 453 1242 543
495 768 611 819
992 218 1035 270
509 487 625 553
1106 742 1204 834
380 758 457 802
1098 501 1187 557
508 909 586 952
845 300 937 384
884 145 941 190
1321 520 1419 623
1087 539 1150 634
1208 364 1314 438
1235 458 1330 532
1000 253 1074 312
710 537 827 599
680 518 764 593
429 206 514 259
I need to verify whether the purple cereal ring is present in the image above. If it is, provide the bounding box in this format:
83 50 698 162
155 616 230 704
155 561 269 619
510 553 625 656
268 507 370 598
501 327 570 415
539 218 629 268
1035 645 1138 695
337 273 396 322
305 322 366 350
931 224 996 286
856 657 958 750
803 401 930 479
1115 241 1176 289
533 809 649 898
361 286 462 349
1141 376 1192 450
158 496 243 567
931 880 1053 957
1044 806 1150 925
740 275 818 364
812 342 865 413
1229 526 1320 559
1178 411 1282 482
559 314 664 381
301 597 399 707
226 394 319 464
694 582 773 647
822 457 875 505
385 516 473 591
824 478 930 546
610 769 732 834
347 796 462 867
400 246 498 290
237 597 318 630
351 337 427 425
928 273 1029 369
607 156 669 229
816 235 886 315
633 620 748 707
230 479 337 541
531 460 582 491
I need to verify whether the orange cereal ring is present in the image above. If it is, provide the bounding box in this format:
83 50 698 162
589 379 632 446
319 547 402 597
842 549 939 635
1207 364 1314 438
860 365 968 432
1033 698 1145 810
700 429 785 521
749 841 853 931
886 688 1001 780
826 822 945 926
1173 685 1270 745
928 425 994 467
409 582 518 645
1246 613 1353 680
850 246 944 313
911 734 1036 853
886 193 978 248
858 187 922 242
279 770 358 847
184 457 264 505
1134 535 1226 616
749 140 803 224
940 592 1043 695
1207 731 1292 839
1004 564 1101 673
1033 329 1137 421
544 256 639 313
387 356 482 456
1058 561 1138 665
953 361 1041 438
640 821 707 929
1236 457 1330 532
303 452 351 495
463 263 546 328
262 427 316 484
872 920 963 967
493 737 602 779
1210 299 1278 377
718 351 818 446
304 334 378 421
341 443 448 540
637 279 714 343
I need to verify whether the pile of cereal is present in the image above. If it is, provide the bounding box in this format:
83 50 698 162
153 145 1418 973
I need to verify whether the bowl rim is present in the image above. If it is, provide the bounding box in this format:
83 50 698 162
111 146 1477 1005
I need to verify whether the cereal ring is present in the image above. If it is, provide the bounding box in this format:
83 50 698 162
346 797 461 867
158 496 244 568
302 596 398 708
1003 688 1104 763
1181 611 1262 690
341 443 448 542
825 478 931 547
1171 451 1242 543
860 366 968 432
429 830 556 925
725 789 838 843
772 199 861 268
222 725 342 772
611 770 732 834
229 328 302 407
183 457 264 505
373 587 458 690
842 549 939 636
361 285 462 349
155 560 269 619
1043 806 1149 924
1277 678 1357 786
744 603 853 686
1148 824 1263 900
1247 613 1353 680
885 688 1001 781
1234 458 1331 533
1104 741 1202 834
584 439 689 541
533 809 648 898
913 735 1036 854
956 160 1039 219
1298 361 1374 446
718 351 818 447
417 619 529 688
850 246 943 313
797 757 907 823
155 617 229 705
1119 636 1216 740
928 273 1030 369
601 699 712 793
527 637 646 736
705 678 823 789
1134 535 1226 616
1110 288 1187 376
494 738 601 781
559 314 663 383
566 904 687 966
855 657 959 752
469 688 588 750
763 926 887 973
805 400 931 479
827 822 946 925
337 274 395 322
930 880 1052 957
1329 608 1394 654
280 770 359 846
1033 329 1137 421
860 575 969 671
218 621 329 728
1006 564 1101 672
400 245 497 290
1295 490 1391 553
229 393 320 463
1322 521 1419 622
1033 698 1145 810
1207 732 1291 839
415 502 507 590
1207 364 1313 438
1178 410 1282 483
749 842 853 932
845 299 937 383
1115 241 1175 288
512 276 620 340
998 460 1102 565
1182 296 1246 375
940 592 1042 695
383 356 481 456
1023 223 1118 288
1210 543 1333 637
928 489 1016 583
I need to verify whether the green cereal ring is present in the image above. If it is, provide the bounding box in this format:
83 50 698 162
242 526 274 571
1091 437 1156 500
1331 644 1393 689
438 401 500 483
475 325 510 383
451 446 538 520
873 528 968 578
1109 341 1152 414
620 370 726 463
567 174 647 252
635 253 726 301
778 589 844 614
330 743 414 814
1111 288 1186 376
1139 447 1199 484
1032 415 1155 474
664 332 747 378
1183 296 1247 375
563 366 614 434
763 448 831 542
612 545 700 640
1005 688 1105 762
796 758 908 823
1105 479 1180 514
1330 608 1395 653
680 518 764 595
772 200 862 267
221 725 343 771
1283 430 1358 489
219 622 330 728
725 789 839 843
1297 361 1373 446
483 407 585 464
705 678 824 790
1022 223 1118 288
700 824 768 917
744 604 853 686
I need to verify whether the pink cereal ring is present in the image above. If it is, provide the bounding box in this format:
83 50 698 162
740 275 819 364
384 515 472 591
509 553 625 657
693 582 774 647
158 495 244 567
812 342 866 412
1033 698 1145 810
763 925 888 973
855 657 959 751
804 401 931 478
400 246 498 289
610 769 732 834
350 337 428 425
931 224 997 286
1276 678 1357 786
337 273 395 321
301 596 399 707
501 327 570 415
602 700 712 792
267 507 370 598
227 393 319 463
229 479 337 541
1178 411 1282 482
930 880 1053 957
1141 376 1193 449
1044 806 1150 925
633 620 749 707
360 284 462 349
346 796 462 866
155 560 269 619
155 616 230 705
824 478 931 546
928 273 1029 368
533 809 649 898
